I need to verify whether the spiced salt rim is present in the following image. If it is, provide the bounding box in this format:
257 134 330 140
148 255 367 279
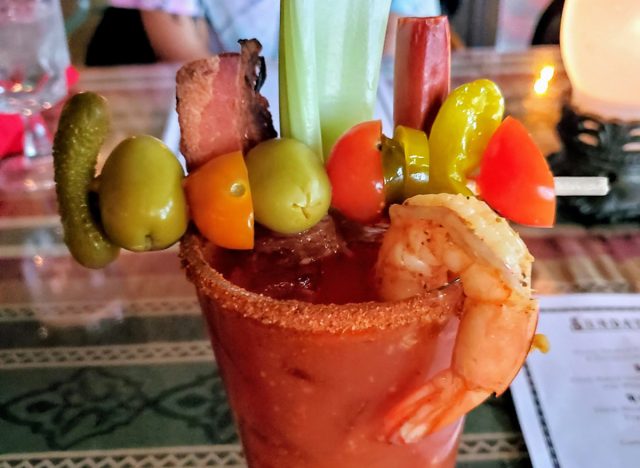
180 230 464 334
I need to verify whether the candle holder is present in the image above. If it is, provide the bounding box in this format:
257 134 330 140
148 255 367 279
549 103 640 224
553 0 640 224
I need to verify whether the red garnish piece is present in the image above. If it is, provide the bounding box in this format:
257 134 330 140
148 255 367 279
477 116 556 227
326 120 385 223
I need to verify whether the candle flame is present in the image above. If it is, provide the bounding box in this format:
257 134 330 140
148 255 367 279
533 65 555 95
534 79 549 95
540 65 555 81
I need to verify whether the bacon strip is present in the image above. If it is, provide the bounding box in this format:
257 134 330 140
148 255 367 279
176 39 277 171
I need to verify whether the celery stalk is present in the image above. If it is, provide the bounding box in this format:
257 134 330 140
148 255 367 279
279 0 392 162
279 1 322 158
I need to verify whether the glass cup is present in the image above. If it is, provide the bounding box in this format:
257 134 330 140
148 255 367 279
0 0 71 193
181 231 466 468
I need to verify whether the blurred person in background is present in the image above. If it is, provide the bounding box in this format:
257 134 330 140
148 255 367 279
86 0 225 65
531 0 564 45
495 0 560 51
86 0 460 66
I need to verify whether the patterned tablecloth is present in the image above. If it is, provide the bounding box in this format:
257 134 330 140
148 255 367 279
0 47 638 468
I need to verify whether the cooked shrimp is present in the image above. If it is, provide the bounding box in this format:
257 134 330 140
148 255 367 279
376 193 538 444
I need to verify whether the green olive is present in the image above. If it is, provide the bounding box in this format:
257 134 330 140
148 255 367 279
98 135 188 251
246 138 331 234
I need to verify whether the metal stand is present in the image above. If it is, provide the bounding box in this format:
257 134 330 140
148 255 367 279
549 104 640 224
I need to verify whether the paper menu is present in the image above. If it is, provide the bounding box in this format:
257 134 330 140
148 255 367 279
511 294 640 468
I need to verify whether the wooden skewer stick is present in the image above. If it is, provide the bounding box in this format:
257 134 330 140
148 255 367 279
554 177 609 196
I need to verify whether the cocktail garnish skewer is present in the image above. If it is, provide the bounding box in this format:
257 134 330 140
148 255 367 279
553 176 609 196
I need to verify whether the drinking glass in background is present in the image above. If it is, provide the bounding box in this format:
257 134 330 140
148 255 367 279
0 0 70 192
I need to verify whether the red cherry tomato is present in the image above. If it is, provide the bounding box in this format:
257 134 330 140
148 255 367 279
326 120 385 223
476 116 556 227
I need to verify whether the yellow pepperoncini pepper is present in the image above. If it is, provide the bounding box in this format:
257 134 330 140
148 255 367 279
426 79 505 196
394 125 430 198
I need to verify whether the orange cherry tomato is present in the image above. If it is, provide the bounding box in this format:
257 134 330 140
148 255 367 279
326 120 385 223
184 151 254 249
476 116 556 227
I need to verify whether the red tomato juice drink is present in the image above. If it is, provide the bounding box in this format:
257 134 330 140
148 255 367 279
181 230 466 468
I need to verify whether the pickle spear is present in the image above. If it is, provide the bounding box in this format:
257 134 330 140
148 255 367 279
52 92 120 268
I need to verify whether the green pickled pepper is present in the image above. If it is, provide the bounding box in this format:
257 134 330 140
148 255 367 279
394 125 430 198
426 79 505 196
381 135 405 204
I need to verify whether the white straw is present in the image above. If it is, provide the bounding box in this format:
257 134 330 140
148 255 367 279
554 177 609 196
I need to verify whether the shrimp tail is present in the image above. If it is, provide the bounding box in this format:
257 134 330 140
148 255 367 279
383 370 489 444
376 194 540 445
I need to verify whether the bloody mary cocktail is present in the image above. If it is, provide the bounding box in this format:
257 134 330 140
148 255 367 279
181 226 466 468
